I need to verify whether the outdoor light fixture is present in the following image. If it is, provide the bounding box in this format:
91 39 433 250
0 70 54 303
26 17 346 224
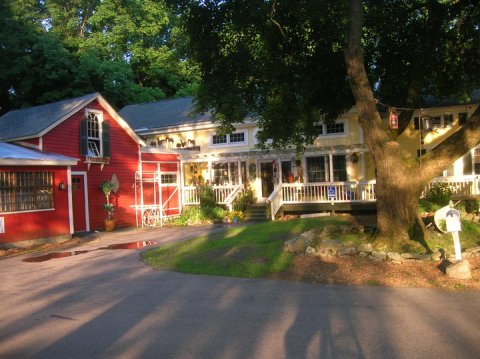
58 181 66 191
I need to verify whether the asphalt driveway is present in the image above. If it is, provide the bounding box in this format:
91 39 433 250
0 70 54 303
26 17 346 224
0 225 479 359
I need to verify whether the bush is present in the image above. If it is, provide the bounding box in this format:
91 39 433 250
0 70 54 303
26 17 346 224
425 183 453 207
174 205 226 225
464 200 479 214
232 188 256 212
199 186 216 208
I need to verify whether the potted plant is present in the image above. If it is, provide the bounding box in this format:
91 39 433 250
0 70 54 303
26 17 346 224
100 181 115 231
228 210 244 223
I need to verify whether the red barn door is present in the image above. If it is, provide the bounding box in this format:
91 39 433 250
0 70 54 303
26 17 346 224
72 174 88 232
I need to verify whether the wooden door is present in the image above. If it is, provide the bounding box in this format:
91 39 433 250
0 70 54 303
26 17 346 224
260 162 274 198
72 175 87 232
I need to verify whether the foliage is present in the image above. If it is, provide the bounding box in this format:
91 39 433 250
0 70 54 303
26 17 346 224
175 205 226 225
464 200 479 214
227 210 244 222
199 185 217 208
419 199 443 214
425 184 453 207
232 187 256 212
0 0 200 114
100 181 115 219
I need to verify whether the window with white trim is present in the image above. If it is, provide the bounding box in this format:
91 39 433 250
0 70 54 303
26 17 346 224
87 112 101 156
161 174 177 184
315 120 347 137
306 156 328 182
474 148 480 174
80 110 111 158
0 172 53 212
210 130 247 147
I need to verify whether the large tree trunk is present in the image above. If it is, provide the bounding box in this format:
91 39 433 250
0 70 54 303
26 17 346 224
344 0 418 248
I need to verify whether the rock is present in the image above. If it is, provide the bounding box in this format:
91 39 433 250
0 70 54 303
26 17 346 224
351 224 365 234
358 251 368 258
305 246 317 256
357 243 373 253
430 250 444 261
371 251 387 260
465 246 480 254
316 248 335 258
462 252 472 259
299 230 316 244
317 239 344 250
368 255 384 262
319 225 338 240
283 236 310 254
401 253 430 261
446 260 472 280
337 247 355 256
339 225 351 234
387 252 403 262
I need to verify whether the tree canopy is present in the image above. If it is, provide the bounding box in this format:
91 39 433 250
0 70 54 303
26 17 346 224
177 0 480 248
0 0 200 114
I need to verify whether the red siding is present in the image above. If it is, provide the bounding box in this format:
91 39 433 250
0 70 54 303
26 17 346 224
0 166 70 244
42 99 141 231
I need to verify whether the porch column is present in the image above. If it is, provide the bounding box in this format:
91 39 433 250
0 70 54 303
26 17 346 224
328 153 333 182
207 159 212 184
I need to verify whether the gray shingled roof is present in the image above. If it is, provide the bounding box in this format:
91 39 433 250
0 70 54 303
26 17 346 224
119 97 213 131
0 93 98 141
0 142 78 165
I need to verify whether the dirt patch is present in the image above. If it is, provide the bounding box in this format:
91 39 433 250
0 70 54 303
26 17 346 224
269 255 480 290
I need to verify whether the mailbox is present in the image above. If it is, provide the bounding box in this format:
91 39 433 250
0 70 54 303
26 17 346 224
445 208 461 233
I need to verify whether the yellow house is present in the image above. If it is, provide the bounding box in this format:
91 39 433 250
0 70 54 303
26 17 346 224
119 98 479 219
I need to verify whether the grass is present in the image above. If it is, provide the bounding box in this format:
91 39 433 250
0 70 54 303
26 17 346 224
425 219 480 253
142 216 352 278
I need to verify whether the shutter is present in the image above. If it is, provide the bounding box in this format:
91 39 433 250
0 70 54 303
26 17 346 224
413 117 420 130
102 121 111 157
80 119 88 156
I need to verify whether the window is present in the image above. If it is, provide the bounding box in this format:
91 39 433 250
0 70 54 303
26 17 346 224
474 148 480 174
161 174 177 184
212 163 229 185
87 112 101 156
415 114 455 130
0 172 53 213
443 114 453 127
332 155 347 181
212 134 227 145
229 132 245 143
211 131 247 147
281 161 293 183
80 110 110 158
315 120 346 137
306 157 328 182
212 162 242 185
459 112 468 125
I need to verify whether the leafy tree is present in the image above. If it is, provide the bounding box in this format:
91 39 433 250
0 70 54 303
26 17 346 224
176 0 480 250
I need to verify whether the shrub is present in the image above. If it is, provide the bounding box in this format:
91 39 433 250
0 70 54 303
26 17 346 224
425 183 453 207
464 200 479 214
233 187 256 212
199 186 216 208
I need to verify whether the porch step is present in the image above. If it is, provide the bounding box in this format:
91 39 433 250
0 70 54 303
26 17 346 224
244 203 269 221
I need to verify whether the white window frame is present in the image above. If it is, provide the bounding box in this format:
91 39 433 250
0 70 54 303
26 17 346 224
209 130 248 148
85 109 104 157
315 119 348 138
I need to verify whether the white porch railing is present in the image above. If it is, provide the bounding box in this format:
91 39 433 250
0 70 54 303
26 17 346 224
182 185 240 206
425 175 479 197
281 181 377 203
224 185 243 211
266 184 283 220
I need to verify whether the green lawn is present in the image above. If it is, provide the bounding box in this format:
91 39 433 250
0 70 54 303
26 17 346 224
142 216 352 277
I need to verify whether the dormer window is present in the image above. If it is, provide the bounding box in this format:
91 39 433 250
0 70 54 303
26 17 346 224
80 110 110 159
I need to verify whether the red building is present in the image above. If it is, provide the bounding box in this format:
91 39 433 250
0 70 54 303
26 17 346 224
0 93 180 245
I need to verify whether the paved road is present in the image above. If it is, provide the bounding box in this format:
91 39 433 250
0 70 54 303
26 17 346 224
0 225 479 359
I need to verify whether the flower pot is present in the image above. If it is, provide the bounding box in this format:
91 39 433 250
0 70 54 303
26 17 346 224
104 219 116 232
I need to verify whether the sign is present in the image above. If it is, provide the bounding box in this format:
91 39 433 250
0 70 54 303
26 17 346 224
446 208 461 232
389 108 399 129
86 156 110 164
327 186 337 200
